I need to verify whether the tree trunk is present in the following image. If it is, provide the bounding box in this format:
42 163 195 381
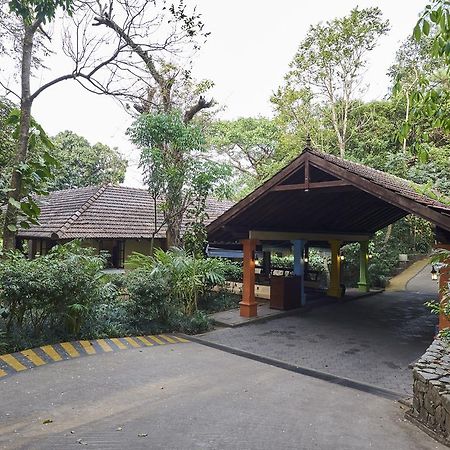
166 220 182 248
2 24 35 253
403 90 410 154
329 102 345 159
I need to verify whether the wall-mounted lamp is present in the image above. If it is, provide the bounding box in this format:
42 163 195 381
340 255 345 261
431 265 438 281
304 257 309 263
368 254 373 259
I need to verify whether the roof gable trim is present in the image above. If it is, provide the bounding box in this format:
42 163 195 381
53 185 107 239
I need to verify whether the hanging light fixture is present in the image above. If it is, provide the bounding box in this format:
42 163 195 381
431 266 438 281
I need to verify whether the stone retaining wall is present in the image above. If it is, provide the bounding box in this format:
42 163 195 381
410 338 450 445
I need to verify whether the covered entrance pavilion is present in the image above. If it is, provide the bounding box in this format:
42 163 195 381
207 147 450 324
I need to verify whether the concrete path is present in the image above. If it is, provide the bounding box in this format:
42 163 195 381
198 262 439 396
387 258 432 292
406 264 440 296
0 343 444 449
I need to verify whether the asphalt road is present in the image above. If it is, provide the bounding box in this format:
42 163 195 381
0 342 444 450
199 266 439 396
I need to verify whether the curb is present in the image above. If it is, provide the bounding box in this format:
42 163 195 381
212 304 314 328
0 334 189 379
405 411 449 447
184 334 403 401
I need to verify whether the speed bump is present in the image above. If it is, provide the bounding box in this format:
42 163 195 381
0 334 188 378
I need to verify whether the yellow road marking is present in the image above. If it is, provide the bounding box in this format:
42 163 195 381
0 368 6 377
173 336 190 343
41 345 62 361
96 339 113 352
0 354 26 371
147 335 165 345
110 338 127 350
79 340 96 355
124 337 140 348
159 334 177 344
21 349 45 366
136 336 154 346
60 342 80 358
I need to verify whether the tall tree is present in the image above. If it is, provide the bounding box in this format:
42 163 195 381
1 0 210 251
128 111 230 249
1 0 74 251
207 117 279 181
395 0 450 160
89 0 218 246
50 131 127 190
0 98 16 205
389 36 438 154
283 7 389 158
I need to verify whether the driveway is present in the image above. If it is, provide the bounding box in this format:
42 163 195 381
199 268 439 396
0 342 444 450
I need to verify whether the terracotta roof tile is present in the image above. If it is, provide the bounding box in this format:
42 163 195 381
308 149 450 213
18 185 234 240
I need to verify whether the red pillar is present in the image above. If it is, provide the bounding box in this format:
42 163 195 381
240 239 257 317
438 244 450 330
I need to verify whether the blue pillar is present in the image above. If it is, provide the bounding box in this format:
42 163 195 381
292 240 306 306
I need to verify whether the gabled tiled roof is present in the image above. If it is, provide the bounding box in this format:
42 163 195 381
17 185 235 240
207 147 450 242
309 149 450 213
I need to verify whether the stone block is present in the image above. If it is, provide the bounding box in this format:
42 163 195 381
430 379 445 390
427 412 437 428
442 394 450 413
445 412 450 438
415 370 440 383
413 395 420 412
429 385 444 407
424 394 435 414
436 405 444 430
414 380 428 393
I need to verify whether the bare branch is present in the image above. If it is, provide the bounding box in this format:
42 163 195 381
183 95 214 123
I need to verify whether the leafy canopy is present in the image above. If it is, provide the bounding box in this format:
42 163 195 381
9 0 72 24
49 131 127 190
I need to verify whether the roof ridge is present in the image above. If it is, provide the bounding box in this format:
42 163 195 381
55 185 109 238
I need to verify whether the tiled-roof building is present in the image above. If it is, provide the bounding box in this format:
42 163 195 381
18 185 234 268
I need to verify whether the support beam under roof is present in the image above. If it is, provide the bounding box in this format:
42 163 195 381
249 230 373 242
272 180 351 192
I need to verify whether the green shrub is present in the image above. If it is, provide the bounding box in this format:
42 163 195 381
222 260 242 282
0 241 110 346
169 310 213 334
124 248 235 333
125 267 176 328
80 296 130 339
271 255 294 270
127 248 230 316
198 289 241 314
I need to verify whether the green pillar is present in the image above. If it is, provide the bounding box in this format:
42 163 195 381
358 241 370 292
327 239 342 298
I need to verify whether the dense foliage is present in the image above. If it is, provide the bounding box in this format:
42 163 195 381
0 243 236 352
0 242 109 351
49 131 127 190
128 111 231 251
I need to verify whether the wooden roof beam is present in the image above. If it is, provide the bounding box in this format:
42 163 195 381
308 154 450 232
249 230 373 242
272 180 351 192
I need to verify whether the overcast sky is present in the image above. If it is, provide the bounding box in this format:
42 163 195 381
28 0 427 187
